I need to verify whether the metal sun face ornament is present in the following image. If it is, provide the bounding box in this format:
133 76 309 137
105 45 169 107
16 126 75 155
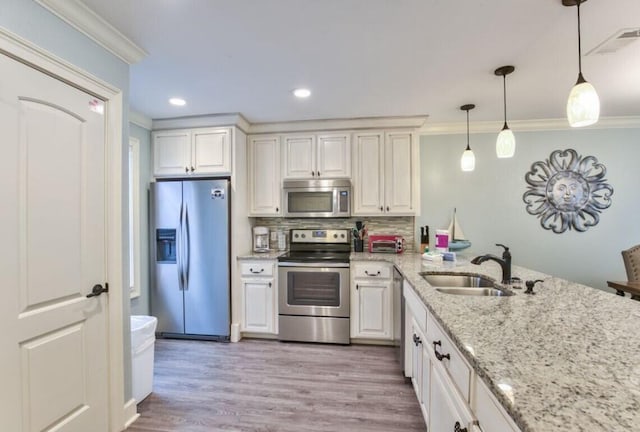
522 149 613 233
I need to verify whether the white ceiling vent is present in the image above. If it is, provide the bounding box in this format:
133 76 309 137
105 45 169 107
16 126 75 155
586 28 640 55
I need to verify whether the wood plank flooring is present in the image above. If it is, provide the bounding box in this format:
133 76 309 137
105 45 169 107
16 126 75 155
126 338 425 432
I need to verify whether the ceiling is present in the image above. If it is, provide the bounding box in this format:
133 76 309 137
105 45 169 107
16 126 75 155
80 0 640 125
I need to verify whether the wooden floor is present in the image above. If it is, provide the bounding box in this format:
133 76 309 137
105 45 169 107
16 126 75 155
127 338 425 432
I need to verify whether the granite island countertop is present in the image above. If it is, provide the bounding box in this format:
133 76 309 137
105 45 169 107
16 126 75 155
351 251 640 432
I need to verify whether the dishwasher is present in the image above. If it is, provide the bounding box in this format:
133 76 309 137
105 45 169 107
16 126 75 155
392 267 405 375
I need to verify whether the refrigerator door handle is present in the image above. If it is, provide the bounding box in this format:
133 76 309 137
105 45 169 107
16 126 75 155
184 204 191 289
177 201 185 291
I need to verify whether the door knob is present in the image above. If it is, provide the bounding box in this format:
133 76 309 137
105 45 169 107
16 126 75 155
87 283 109 298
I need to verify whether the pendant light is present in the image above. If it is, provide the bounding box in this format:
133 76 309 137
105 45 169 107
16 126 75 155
460 104 476 172
564 0 599 127
494 66 516 158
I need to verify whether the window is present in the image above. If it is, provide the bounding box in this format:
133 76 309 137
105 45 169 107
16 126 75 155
129 137 141 299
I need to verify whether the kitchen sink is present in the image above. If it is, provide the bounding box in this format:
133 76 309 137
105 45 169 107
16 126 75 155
420 272 514 297
421 273 496 288
434 287 513 297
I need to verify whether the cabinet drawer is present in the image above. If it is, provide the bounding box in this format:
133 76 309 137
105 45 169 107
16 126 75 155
426 314 471 402
403 281 427 332
352 262 391 279
241 261 275 277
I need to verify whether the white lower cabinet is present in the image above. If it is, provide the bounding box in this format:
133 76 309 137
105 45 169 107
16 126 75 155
240 260 277 334
430 359 475 432
351 262 393 340
403 283 521 432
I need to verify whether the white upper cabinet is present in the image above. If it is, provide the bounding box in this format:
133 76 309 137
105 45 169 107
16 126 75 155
352 130 419 216
248 135 282 216
153 130 191 176
153 127 231 177
283 133 350 179
283 134 316 178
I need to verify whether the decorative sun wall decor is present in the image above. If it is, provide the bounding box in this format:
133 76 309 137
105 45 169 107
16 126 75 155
523 149 613 233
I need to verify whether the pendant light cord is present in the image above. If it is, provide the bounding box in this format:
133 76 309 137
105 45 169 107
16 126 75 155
577 0 583 76
502 74 508 128
466 109 471 151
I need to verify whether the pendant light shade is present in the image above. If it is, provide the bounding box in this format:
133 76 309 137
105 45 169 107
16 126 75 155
564 0 599 127
460 104 476 172
567 76 600 127
494 66 516 158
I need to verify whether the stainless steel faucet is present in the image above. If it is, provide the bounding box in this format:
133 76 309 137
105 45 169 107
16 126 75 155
471 244 512 284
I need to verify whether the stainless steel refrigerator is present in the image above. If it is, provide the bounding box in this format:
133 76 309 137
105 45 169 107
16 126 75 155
150 179 230 341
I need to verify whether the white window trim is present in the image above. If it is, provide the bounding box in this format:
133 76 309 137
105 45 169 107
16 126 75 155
129 137 141 299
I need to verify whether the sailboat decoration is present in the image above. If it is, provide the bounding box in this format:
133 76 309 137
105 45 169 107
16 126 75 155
447 208 472 251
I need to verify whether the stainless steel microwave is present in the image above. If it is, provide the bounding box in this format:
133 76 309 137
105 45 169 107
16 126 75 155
283 179 351 218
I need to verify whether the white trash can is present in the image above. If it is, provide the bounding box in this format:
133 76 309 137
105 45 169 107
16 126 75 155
130 315 158 403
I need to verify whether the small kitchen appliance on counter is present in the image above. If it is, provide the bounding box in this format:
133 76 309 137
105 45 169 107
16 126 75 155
253 226 270 253
369 234 405 253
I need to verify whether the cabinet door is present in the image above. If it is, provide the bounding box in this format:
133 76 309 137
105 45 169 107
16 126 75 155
317 133 350 178
248 135 281 216
410 319 424 400
283 134 316 179
192 128 231 174
385 131 416 214
352 280 392 339
352 132 385 215
429 358 475 432
241 278 274 333
153 130 191 176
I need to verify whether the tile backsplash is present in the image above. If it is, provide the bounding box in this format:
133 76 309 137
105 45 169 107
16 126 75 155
252 216 415 251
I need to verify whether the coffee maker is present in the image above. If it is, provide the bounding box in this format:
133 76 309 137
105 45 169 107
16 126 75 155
253 226 270 253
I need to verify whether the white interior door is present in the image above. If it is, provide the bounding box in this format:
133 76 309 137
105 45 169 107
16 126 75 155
0 52 109 431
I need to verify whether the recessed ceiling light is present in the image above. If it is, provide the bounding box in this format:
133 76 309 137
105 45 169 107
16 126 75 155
293 88 311 98
169 97 186 106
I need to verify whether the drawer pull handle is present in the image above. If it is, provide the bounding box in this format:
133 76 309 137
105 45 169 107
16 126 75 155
454 421 467 432
365 270 381 277
250 268 264 274
433 340 450 361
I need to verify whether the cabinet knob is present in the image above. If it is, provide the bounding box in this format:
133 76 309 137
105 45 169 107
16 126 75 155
386 206 390 211
276 207 279 212
380 206 384 211
311 171 315 176
317 171 320 177
185 167 189 173
454 421 468 432
268 282 272 288
190 166 195 172
356 284 359 290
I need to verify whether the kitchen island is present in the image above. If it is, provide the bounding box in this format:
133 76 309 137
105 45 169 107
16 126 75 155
351 251 640 432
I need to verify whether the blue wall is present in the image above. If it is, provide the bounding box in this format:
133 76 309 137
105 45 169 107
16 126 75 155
129 122 152 316
419 126 640 292
1 0 133 399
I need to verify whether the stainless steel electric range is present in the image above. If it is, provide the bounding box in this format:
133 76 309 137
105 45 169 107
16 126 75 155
277 229 351 344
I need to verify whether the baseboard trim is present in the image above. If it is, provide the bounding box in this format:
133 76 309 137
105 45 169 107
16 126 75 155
123 398 140 430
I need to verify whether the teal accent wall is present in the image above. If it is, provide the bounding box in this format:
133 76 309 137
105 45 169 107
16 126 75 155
418 127 640 292
130 123 152 316
1 0 133 400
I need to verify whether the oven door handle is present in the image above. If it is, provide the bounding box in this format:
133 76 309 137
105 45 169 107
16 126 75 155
278 262 350 268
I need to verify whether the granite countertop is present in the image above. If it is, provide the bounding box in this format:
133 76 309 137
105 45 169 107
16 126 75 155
351 251 640 432
237 250 285 260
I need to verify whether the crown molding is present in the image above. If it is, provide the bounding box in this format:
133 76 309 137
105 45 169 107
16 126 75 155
419 116 640 135
152 113 251 133
129 111 152 130
35 0 147 64
248 115 429 134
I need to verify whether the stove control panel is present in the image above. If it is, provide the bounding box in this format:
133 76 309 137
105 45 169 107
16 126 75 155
290 229 350 244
